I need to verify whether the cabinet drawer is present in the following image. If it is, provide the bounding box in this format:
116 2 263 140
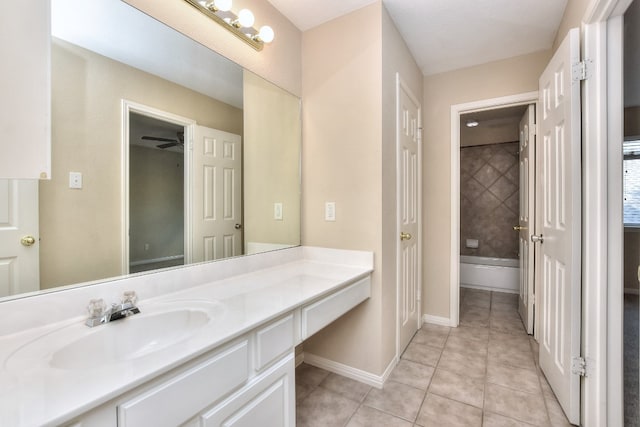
255 314 294 371
201 353 295 427
301 277 370 339
118 340 249 427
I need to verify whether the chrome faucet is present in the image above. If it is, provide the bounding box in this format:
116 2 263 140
85 291 141 327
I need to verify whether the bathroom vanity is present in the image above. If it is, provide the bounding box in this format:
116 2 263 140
0 247 373 426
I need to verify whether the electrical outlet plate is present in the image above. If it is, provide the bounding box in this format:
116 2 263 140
325 202 336 221
69 172 83 189
274 202 283 220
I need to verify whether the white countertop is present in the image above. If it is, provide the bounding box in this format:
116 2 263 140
0 247 373 427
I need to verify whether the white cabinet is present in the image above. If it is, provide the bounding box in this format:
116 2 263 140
201 354 295 427
118 341 250 427
0 1 51 179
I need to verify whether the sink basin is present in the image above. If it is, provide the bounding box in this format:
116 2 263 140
4 301 225 371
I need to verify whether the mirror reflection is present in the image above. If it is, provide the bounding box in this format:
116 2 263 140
0 0 301 300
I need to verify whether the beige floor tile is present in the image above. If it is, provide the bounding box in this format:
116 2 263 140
296 387 359 427
401 341 442 367
490 317 527 335
484 383 549 426
296 380 316 403
437 348 487 380
483 411 537 426
415 392 482 427
491 292 519 305
421 323 451 335
296 363 330 387
488 345 536 371
462 296 491 309
389 359 435 390
429 368 485 408
448 325 490 342
345 405 412 427
319 372 372 402
444 334 488 357
412 328 448 348
490 309 522 322
363 380 425 422
491 301 519 312
487 363 541 394
490 330 532 353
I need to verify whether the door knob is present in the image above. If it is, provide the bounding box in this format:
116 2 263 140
21 236 36 247
513 226 527 231
400 232 412 241
234 224 242 229
531 234 544 243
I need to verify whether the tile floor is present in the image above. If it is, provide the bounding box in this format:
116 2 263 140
295 288 574 426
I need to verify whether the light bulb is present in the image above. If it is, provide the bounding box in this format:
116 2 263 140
213 0 232 11
258 25 274 43
237 9 255 27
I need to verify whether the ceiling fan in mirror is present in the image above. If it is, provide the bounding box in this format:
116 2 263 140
141 131 184 149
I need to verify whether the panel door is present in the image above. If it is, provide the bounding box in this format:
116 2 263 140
397 76 422 354
0 179 39 297
192 126 242 262
536 28 582 424
518 104 536 334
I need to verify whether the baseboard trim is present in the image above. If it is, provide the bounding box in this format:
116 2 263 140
295 352 305 367
302 353 397 389
422 314 453 327
624 288 640 295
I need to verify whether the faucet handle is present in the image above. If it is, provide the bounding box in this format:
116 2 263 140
122 291 138 305
87 298 106 317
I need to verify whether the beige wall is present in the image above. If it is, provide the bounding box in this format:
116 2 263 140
301 3 384 375
422 50 551 318
243 70 301 247
41 39 242 289
301 1 422 375
553 0 592 49
123 0 302 97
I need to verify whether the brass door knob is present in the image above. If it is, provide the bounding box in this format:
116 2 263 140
400 232 412 241
21 236 36 247
513 226 527 231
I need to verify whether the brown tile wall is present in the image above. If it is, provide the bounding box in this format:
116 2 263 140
460 142 519 259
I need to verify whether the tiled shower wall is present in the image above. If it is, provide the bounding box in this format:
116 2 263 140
460 142 519 259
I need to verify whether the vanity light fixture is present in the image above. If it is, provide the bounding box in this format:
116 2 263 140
185 0 275 51
465 120 479 128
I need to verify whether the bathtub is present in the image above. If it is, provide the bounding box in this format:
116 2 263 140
460 255 519 293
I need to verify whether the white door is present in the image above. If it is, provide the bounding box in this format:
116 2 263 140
0 179 39 297
397 75 422 354
192 126 243 262
535 28 582 424
518 105 535 334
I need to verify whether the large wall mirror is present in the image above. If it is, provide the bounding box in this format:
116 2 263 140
0 0 301 301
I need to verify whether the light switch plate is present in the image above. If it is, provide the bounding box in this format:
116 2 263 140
325 202 336 221
69 172 83 189
274 202 283 220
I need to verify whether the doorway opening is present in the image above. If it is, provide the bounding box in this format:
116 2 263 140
129 112 186 273
450 92 538 328
457 104 534 334
121 100 195 275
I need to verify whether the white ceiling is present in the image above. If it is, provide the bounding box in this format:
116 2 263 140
267 0 568 76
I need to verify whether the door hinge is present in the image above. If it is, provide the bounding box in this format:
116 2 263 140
571 356 587 377
572 59 592 82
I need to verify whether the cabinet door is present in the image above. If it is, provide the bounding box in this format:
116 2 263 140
202 353 295 427
0 1 51 179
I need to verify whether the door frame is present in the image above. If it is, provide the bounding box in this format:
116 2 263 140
121 100 196 274
395 73 423 359
581 0 633 425
450 91 538 327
